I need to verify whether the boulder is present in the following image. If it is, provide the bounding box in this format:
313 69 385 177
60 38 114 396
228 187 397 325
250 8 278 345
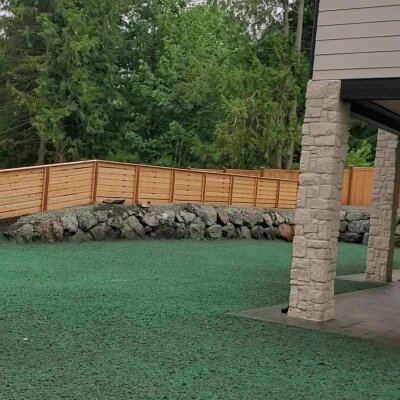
150 224 177 239
346 210 369 222
68 229 93 243
78 212 98 231
340 210 346 221
222 222 237 239
95 211 108 222
263 213 274 227
178 210 196 225
362 233 369 246
225 208 243 226
205 225 223 239
216 208 229 226
144 226 153 234
276 224 295 242
37 220 64 242
121 216 145 239
107 216 124 230
61 215 79 233
158 211 176 226
273 212 285 226
339 231 363 244
176 223 187 239
102 198 125 204
242 209 262 228
347 220 370 234
265 227 277 240
142 212 159 228
339 221 347 233
188 217 205 239
237 226 251 239
137 199 151 208
251 226 266 240
5 223 35 243
188 204 217 227
91 223 116 241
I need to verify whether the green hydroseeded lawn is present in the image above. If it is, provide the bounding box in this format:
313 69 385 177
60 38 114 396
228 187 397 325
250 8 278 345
0 239 399 399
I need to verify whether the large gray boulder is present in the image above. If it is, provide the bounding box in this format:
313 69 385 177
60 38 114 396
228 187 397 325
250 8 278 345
107 216 124 230
178 210 196 225
150 224 177 239
121 215 145 239
78 212 98 231
68 229 93 243
176 223 187 239
347 220 370 234
339 231 363 244
216 208 229 226
265 227 277 240
5 223 35 243
222 222 237 239
188 217 205 239
158 211 176 226
142 212 159 228
237 226 251 239
225 208 243 226
91 223 116 241
242 209 263 228
61 215 79 233
188 204 217 227
339 221 347 233
205 225 223 239
251 226 266 240
346 210 369 222
263 213 274 227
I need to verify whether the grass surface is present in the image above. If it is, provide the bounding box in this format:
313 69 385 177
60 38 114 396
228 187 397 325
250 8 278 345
1 239 400 399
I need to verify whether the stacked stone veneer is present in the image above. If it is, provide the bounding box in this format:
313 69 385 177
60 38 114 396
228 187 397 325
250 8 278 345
366 130 400 282
288 80 351 321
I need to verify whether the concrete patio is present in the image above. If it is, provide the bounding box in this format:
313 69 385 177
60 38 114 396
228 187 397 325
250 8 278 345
234 270 400 346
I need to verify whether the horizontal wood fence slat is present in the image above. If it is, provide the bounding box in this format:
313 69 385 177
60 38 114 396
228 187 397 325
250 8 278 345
0 161 386 221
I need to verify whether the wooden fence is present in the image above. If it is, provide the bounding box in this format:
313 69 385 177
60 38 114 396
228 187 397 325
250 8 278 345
0 160 299 220
195 166 379 208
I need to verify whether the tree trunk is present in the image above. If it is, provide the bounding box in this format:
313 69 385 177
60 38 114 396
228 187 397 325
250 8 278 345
37 136 46 165
295 0 305 52
282 0 290 36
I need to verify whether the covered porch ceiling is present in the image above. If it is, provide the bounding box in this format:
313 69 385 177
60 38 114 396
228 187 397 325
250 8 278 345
341 78 400 135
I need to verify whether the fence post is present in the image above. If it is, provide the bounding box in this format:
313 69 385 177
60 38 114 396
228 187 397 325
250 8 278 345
229 175 234 205
347 166 354 205
41 166 50 212
275 180 281 208
201 172 207 203
254 177 259 207
134 165 141 203
170 169 176 203
91 161 99 204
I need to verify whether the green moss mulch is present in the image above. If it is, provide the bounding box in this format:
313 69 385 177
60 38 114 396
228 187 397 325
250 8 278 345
1 239 399 399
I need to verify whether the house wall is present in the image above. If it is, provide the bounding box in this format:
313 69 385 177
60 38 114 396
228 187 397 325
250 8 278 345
313 0 400 80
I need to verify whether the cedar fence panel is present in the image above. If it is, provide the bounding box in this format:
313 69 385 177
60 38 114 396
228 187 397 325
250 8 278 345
0 160 385 221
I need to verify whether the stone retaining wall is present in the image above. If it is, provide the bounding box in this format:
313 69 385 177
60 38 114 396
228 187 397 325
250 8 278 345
4 204 400 246
4 204 295 244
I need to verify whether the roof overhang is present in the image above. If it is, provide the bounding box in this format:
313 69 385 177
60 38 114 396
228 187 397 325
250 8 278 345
341 78 400 135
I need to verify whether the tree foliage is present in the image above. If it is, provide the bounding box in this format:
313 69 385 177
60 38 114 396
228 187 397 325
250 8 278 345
0 0 375 170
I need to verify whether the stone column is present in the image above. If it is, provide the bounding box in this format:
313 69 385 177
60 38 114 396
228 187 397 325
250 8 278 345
365 130 400 282
288 80 350 321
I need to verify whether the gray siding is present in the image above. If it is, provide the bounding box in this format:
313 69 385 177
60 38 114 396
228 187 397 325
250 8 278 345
313 0 400 80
